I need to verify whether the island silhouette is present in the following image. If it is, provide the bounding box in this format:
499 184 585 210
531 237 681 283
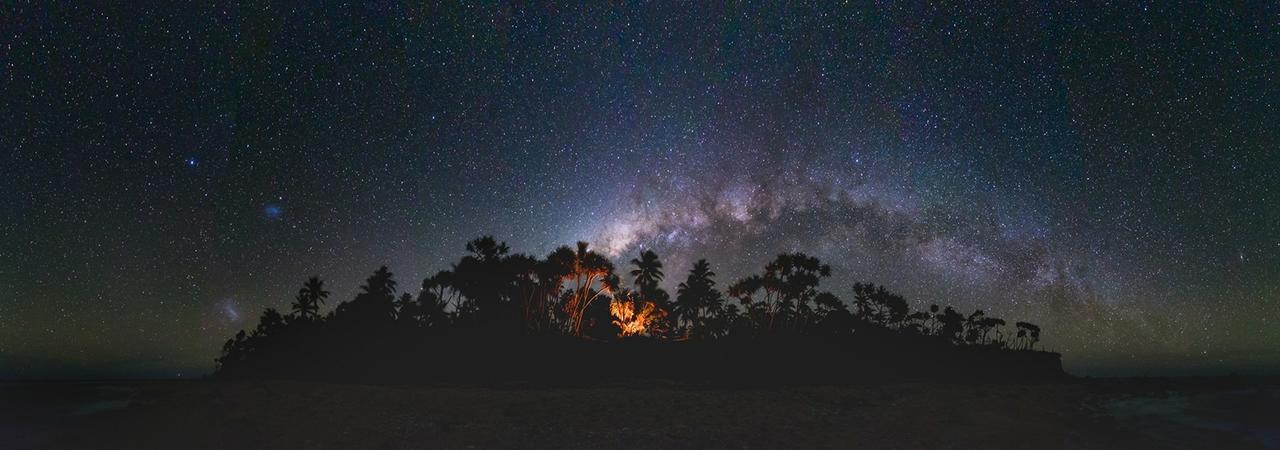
215 236 1064 385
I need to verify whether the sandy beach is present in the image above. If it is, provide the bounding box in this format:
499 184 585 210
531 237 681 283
5 379 1277 449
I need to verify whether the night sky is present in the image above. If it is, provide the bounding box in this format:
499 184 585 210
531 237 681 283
3 2 1278 378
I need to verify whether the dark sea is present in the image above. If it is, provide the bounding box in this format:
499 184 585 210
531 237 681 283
1 381 138 448
1102 385 1280 449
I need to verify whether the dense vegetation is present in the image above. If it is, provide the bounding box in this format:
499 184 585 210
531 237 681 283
216 237 1059 383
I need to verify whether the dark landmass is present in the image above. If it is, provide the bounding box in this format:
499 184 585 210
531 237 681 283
6 377 1277 449
215 239 1061 386
16 239 1267 449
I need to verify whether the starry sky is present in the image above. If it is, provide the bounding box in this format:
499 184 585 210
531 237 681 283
3 2 1278 379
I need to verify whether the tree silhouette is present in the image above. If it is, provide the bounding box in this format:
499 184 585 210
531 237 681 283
333 266 399 324
255 308 286 336
289 276 329 320
546 242 615 336
415 270 458 326
451 237 504 315
852 282 875 323
1015 321 1042 350
364 266 397 297
983 317 1008 347
963 309 986 344
936 306 965 343
851 283 908 328
629 250 668 304
500 253 543 331
728 253 832 333
673 259 725 339
444 236 536 329
290 292 314 320
625 250 671 335
215 236 1059 384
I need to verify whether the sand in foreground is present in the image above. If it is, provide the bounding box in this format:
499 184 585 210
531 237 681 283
6 379 1277 449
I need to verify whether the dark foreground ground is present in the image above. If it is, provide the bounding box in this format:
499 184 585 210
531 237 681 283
4 378 1278 449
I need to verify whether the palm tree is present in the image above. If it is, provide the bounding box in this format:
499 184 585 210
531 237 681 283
301 277 331 307
630 250 664 292
629 250 672 317
333 266 399 324
290 276 329 320
363 266 397 297
675 259 720 337
289 292 314 320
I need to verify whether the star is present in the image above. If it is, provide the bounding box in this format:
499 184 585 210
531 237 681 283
3 1 1276 378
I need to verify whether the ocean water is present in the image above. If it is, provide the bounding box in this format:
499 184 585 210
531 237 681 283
0 382 136 419
1 382 139 448
1103 385 1280 449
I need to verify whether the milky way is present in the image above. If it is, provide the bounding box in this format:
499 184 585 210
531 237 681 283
3 3 1277 378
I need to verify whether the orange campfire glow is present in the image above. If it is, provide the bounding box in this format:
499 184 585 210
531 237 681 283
609 298 667 337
